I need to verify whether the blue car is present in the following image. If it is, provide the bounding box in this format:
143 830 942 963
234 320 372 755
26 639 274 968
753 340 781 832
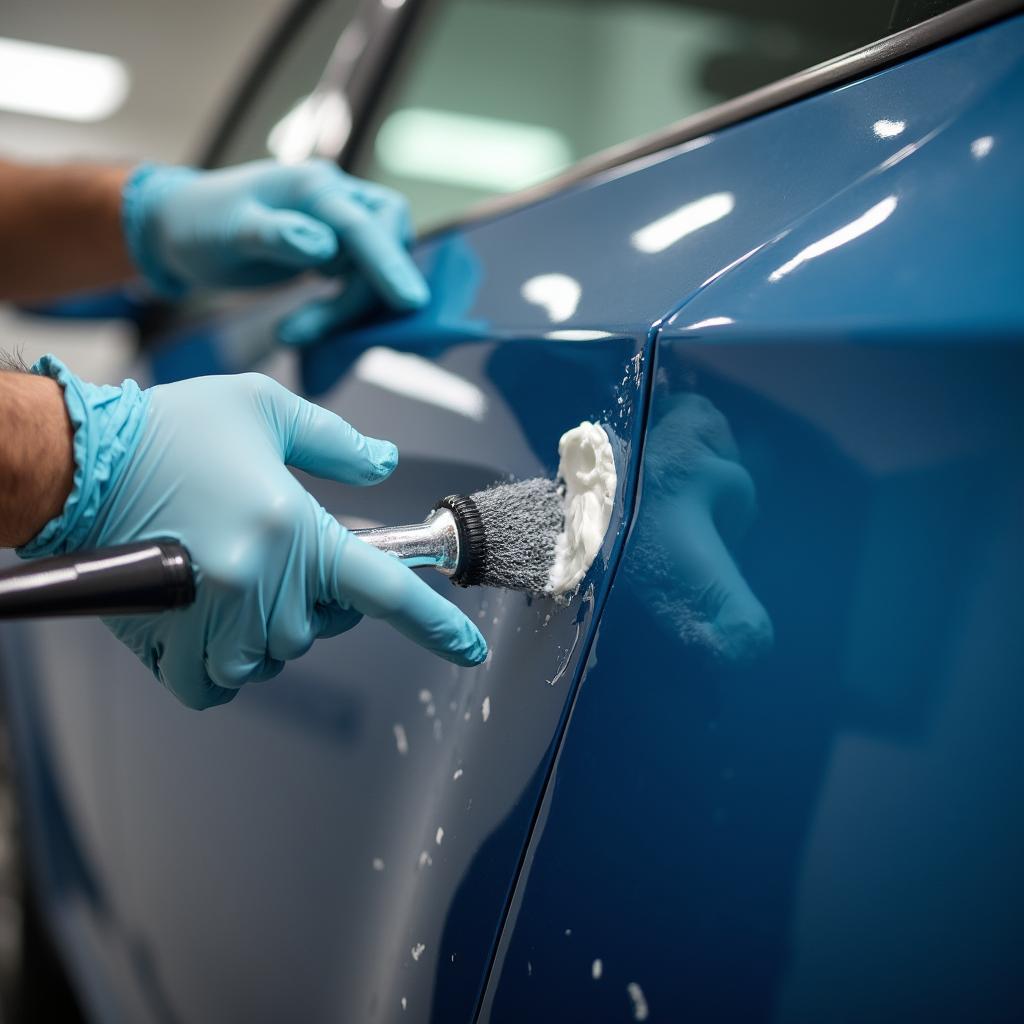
2 0 1022 1020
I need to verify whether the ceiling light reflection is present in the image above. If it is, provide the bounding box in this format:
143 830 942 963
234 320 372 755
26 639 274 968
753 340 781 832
769 196 897 283
267 91 351 164
873 119 906 139
971 135 994 159
631 192 734 254
354 347 487 421
685 316 734 329
521 273 582 323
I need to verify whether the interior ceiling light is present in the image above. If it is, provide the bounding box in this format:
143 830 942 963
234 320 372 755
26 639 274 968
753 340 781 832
0 37 129 122
375 108 572 192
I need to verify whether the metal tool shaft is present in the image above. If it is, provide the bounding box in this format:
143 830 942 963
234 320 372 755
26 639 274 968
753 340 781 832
352 507 461 576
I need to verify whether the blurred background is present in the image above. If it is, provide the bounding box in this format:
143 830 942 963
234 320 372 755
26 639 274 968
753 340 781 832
0 0 288 382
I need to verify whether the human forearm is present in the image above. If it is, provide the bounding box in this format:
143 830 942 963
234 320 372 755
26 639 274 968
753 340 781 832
0 370 74 546
0 160 134 302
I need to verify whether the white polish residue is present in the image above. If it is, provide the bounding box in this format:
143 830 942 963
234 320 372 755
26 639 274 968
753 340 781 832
411 943 426 961
482 696 491 722
592 959 603 980
548 422 616 595
401 997 407 1011
418 850 432 868
393 723 408 756
527 961 533 976
463 711 471 721
418 689 432 703
372 857 384 872
453 768 464 780
627 982 649 1021
565 928 572 936
435 827 444 846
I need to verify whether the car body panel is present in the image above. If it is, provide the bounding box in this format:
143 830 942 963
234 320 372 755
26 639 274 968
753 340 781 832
0 8 1021 1024
479 15 1024 1023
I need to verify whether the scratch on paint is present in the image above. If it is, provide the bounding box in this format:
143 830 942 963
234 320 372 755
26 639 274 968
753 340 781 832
547 620 582 686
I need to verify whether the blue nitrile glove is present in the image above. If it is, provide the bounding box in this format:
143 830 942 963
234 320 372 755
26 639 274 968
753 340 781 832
18 356 487 710
121 159 429 344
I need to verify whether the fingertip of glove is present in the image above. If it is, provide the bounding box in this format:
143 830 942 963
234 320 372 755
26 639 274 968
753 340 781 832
366 438 399 477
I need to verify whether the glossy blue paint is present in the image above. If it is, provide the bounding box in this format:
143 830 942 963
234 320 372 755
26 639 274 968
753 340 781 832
480 16 1024 1024
1 11 1021 1024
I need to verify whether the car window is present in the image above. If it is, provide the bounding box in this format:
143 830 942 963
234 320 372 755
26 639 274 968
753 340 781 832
351 0 973 229
209 0 361 168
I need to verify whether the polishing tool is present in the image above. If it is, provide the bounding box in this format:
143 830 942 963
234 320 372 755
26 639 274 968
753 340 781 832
0 478 564 618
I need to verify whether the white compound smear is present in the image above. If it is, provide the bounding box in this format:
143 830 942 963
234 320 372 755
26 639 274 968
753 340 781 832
372 857 384 872
482 696 491 722
548 421 616 595
627 982 649 1021
435 827 444 846
592 958 603 980
411 942 426 961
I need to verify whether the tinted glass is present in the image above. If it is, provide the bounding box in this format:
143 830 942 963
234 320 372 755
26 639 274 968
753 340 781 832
352 0 972 228
211 0 360 168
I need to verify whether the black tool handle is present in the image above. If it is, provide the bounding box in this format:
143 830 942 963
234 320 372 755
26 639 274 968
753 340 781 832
0 542 196 619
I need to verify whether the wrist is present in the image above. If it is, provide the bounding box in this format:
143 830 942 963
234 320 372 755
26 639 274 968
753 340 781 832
0 373 73 547
121 162 199 298
16 356 150 559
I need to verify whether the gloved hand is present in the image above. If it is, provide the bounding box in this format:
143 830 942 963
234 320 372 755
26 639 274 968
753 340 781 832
18 356 487 710
121 159 429 345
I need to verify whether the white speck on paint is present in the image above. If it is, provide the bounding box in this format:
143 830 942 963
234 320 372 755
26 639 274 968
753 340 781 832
393 723 408 755
418 850 432 868
411 942 426 961
418 689 432 703
463 711 471 721
565 928 572 936
426 703 436 717
492 616 499 624
592 958 603 980
627 982 649 1020
527 961 533 976
436 827 444 846
401 997 407 1011
482 696 491 722
453 768 464 780
372 857 384 872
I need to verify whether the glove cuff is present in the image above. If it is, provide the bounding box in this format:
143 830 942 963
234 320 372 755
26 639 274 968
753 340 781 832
121 162 198 299
16 356 150 559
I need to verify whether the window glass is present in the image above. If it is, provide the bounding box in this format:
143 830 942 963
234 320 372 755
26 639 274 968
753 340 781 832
210 0 360 168
351 0 970 228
